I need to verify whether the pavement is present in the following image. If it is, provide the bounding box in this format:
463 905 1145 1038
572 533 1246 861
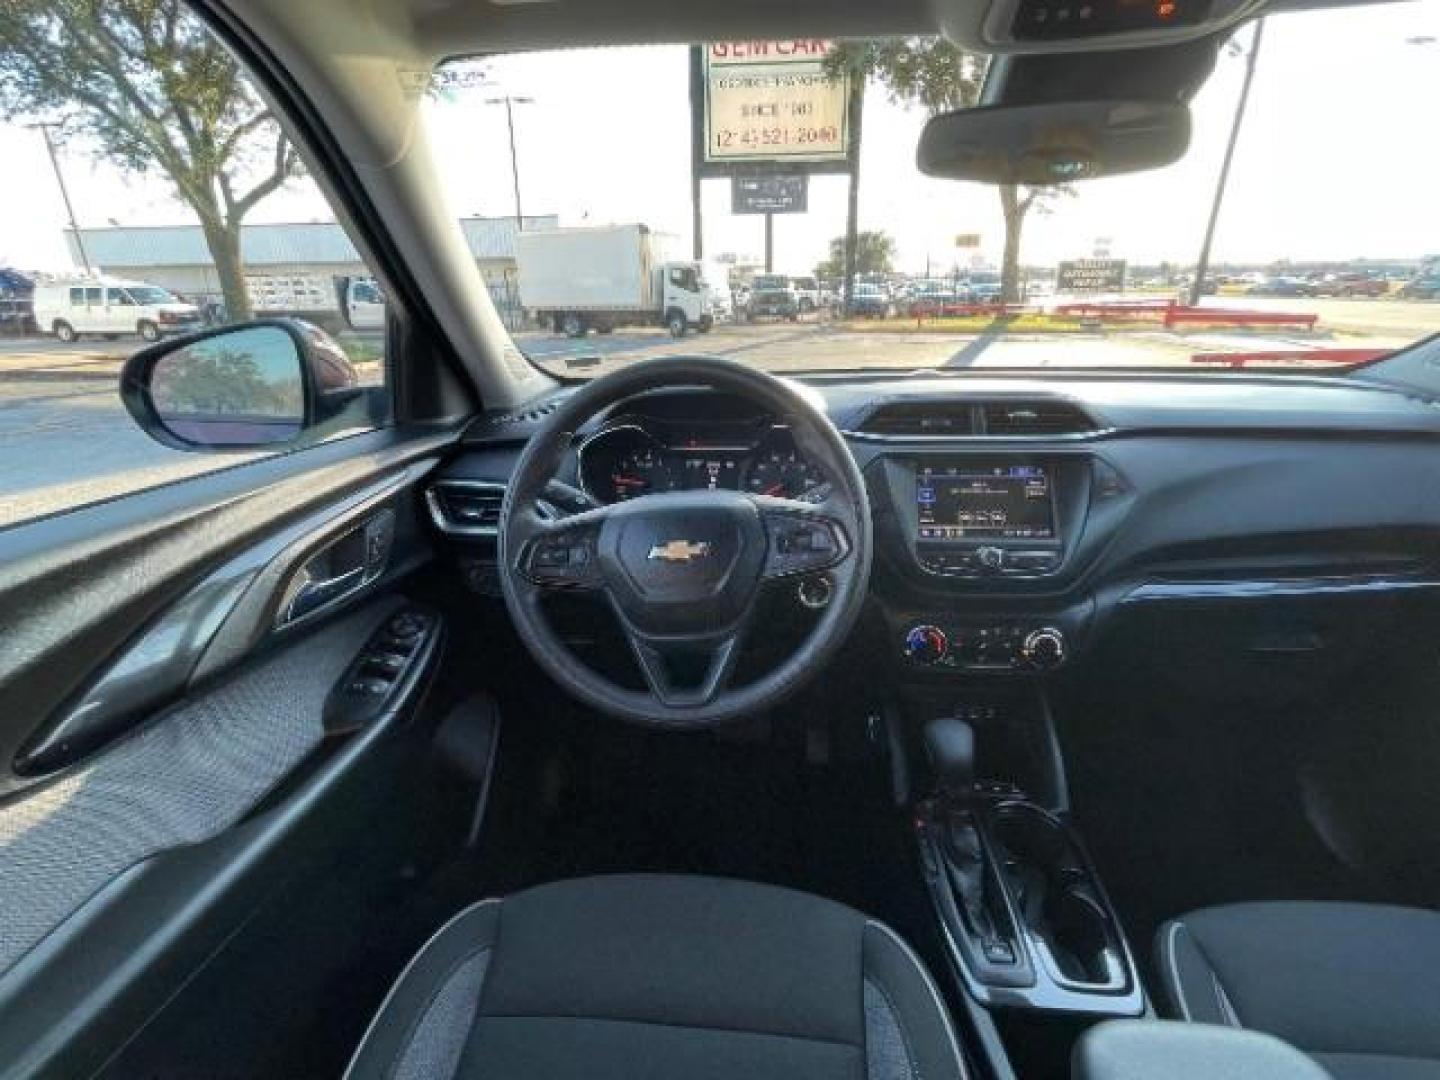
4 296 1437 527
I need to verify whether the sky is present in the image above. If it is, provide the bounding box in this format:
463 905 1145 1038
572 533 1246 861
1 4 1437 276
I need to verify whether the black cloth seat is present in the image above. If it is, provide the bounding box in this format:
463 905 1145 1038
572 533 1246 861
1156 902 1440 1080
347 874 969 1080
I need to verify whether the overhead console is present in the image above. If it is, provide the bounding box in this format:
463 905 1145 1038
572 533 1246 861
937 0 1267 52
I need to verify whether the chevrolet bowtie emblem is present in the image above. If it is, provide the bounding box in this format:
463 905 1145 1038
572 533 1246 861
648 539 712 562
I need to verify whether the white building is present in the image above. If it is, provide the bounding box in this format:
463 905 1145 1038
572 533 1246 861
65 215 558 325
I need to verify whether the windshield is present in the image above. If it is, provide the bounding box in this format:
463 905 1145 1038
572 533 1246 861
124 286 176 305
425 7 1440 377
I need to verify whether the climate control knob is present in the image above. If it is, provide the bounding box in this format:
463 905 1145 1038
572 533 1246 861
975 546 1005 571
904 624 949 664
1021 627 1067 670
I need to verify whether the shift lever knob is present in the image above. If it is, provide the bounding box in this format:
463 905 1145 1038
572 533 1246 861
924 717 975 798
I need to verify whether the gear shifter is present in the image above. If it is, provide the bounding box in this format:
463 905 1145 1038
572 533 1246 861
923 718 1015 965
924 716 976 799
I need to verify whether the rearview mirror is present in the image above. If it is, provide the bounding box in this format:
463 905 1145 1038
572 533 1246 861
119 319 363 451
917 100 1191 185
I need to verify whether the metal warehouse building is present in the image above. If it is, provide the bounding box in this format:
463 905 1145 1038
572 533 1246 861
65 215 558 325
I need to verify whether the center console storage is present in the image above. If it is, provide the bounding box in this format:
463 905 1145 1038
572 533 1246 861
913 704 1146 1019
918 791 1145 1016
987 802 1129 993
1074 1021 1331 1080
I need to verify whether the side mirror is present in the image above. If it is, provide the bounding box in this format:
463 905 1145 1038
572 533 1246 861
119 319 363 452
917 100 1191 185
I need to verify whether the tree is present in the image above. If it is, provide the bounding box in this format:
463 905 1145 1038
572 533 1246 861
0 1 303 320
817 230 897 279
153 346 302 417
827 38 1070 302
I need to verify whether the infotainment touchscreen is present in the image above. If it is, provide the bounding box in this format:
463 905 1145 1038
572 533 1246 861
916 464 1055 542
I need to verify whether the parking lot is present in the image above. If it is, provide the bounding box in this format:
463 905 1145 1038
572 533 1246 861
3 295 1437 526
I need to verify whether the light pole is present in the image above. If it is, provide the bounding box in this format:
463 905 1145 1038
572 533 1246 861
29 122 92 274
485 95 534 232
1190 18 1265 307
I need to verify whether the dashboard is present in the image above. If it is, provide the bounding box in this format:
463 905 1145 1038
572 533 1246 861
433 370 1440 684
577 417 830 505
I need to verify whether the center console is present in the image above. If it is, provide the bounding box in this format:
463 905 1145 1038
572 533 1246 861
864 448 1147 1025
915 714 1147 1018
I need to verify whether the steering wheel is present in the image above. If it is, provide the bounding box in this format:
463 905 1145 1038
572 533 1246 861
498 356 873 728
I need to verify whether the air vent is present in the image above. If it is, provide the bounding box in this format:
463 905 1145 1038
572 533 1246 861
464 398 564 439
426 481 506 535
502 400 561 425
859 401 977 436
982 400 1096 437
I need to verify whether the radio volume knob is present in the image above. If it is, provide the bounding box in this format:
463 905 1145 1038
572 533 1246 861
904 625 949 664
1021 627 1067 670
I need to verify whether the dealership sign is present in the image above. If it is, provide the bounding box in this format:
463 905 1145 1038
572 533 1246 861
732 174 808 214
702 41 851 169
1058 258 1127 292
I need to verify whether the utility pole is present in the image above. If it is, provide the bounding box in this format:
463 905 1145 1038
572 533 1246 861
689 46 705 261
1191 19 1265 307
486 95 534 232
842 77 865 315
764 213 774 273
31 123 91 274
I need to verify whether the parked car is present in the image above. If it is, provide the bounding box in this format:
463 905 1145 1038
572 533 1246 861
848 283 893 318
746 274 799 321
907 281 965 317
965 270 1004 303
790 276 824 314
1312 273 1388 298
1398 275 1440 300
31 277 202 342
1246 276 1315 297
1175 274 1219 296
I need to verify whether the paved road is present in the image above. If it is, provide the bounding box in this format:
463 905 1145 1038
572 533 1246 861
4 300 1436 527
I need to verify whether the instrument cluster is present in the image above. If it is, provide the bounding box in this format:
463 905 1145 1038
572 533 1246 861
577 421 829 505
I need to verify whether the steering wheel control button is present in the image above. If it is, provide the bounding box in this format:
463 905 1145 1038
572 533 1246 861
904 625 950 665
763 516 845 577
526 529 601 587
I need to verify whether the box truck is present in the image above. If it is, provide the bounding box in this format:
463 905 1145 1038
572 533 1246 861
515 224 713 338
244 274 385 332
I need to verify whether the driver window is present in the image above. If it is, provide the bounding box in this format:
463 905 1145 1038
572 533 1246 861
111 289 135 306
668 267 697 292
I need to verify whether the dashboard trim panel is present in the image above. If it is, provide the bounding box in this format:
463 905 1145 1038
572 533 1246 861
1122 574 1440 603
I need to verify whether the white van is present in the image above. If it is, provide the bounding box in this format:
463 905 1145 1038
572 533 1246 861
32 277 203 343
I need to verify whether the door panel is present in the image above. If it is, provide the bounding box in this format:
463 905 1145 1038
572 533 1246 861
0 427 451 798
0 442 457 1078
0 599 399 977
